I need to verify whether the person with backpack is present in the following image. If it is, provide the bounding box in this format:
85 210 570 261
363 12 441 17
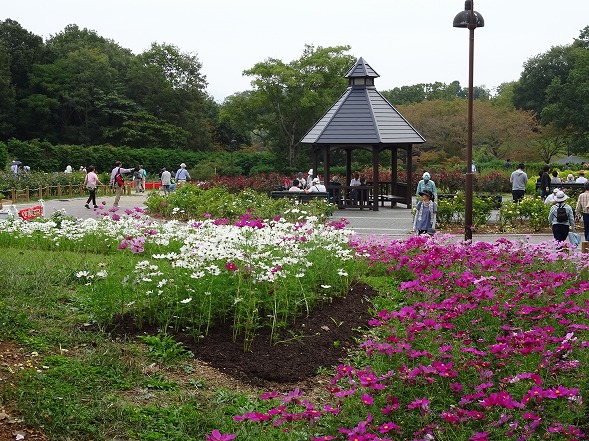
109 161 134 207
133 167 143 193
548 191 575 243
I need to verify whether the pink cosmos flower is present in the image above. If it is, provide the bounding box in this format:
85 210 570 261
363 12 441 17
361 393 374 405
205 430 236 441
225 262 238 271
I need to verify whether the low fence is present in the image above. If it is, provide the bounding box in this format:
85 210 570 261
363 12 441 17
4 182 143 203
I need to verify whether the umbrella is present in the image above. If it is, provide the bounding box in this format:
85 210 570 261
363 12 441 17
554 155 588 165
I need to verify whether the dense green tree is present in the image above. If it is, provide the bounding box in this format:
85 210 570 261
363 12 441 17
135 43 212 149
381 81 489 105
242 44 355 168
0 43 15 138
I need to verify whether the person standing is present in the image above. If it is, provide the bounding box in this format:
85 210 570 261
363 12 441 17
510 163 528 203
133 167 143 193
140 165 147 192
415 172 438 201
540 165 551 198
109 161 134 207
83 165 103 209
412 189 437 235
548 191 575 243
575 181 589 242
175 163 191 187
160 168 171 195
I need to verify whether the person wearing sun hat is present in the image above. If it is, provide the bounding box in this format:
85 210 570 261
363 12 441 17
307 176 326 193
415 172 438 202
544 187 560 205
548 190 575 242
175 163 191 187
413 189 437 235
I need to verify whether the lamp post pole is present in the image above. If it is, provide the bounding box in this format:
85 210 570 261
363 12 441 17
454 0 484 242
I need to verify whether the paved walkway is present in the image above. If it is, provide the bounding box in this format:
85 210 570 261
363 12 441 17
3 192 557 245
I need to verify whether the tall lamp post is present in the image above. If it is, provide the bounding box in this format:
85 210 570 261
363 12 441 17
453 0 484 241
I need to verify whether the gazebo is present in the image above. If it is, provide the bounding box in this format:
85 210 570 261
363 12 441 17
301 57 425 210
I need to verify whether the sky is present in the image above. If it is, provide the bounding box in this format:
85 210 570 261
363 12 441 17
3 0 589 102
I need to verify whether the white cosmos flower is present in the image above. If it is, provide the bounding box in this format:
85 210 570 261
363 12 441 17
180 298 192 304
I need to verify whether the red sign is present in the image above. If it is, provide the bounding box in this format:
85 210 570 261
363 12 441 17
18 205 43 221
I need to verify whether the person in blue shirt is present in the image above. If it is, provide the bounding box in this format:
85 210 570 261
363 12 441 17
175 163 191 187
416 172 438 201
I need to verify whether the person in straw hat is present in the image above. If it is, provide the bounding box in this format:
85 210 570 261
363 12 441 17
548 190 575 242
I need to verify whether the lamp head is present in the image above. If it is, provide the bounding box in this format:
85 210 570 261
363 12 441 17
453 0 484 28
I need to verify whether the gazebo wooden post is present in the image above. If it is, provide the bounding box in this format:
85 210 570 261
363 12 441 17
392 148 398 197
406 146 413 209
372 146 380 211
323 146 330 186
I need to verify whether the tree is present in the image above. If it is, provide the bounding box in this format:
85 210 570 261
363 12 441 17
512 45 575 118
134 43 213 149
242 44 354 168
0 43 15 139
397 99 540 167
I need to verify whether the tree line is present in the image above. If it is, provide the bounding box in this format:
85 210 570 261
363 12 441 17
1 19 588 174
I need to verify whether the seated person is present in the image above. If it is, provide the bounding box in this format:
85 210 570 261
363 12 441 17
307 177 326 193
544 188 559 204
288 179 302 192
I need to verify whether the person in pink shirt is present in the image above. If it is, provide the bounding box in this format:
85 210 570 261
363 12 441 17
83 165 103 209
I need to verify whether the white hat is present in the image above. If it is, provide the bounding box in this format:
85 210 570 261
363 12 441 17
312 177 320 184
553 188 559 194
180 163 186 168
308 169 313 175
423 172 431 180
555 191 568 202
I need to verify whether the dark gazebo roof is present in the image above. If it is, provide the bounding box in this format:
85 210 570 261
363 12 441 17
301 57 425 145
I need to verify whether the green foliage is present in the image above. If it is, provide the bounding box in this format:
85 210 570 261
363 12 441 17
435 192 494 227
139 334 193 364
498 196 553 231
145 185 335 222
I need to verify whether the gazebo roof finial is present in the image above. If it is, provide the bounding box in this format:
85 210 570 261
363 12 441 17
344 57 380 79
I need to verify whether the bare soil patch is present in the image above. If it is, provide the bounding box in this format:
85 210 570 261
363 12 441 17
0 282 377 440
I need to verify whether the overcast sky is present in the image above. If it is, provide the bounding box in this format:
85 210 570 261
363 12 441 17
4 1 589 102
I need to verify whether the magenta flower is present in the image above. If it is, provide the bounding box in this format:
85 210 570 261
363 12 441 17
160 201 166 207
225 262 238 271
360 393 373 405
205 430 236 441
469 432 489 441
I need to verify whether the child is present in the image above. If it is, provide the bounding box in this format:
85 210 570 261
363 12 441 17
413 189 437 235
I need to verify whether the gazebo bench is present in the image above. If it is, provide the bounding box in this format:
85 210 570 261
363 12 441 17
270 191 330 203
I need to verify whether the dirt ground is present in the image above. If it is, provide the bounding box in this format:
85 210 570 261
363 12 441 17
0 282 377 440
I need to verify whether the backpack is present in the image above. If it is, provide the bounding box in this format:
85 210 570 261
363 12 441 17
556 203 568 223
133 170 141 180
114 168 124 187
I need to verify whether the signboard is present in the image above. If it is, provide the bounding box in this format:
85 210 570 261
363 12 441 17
18 205 43 221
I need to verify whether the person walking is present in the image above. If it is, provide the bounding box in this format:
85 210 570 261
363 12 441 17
416 172 438 201
412 189 437 235
575 181 589 242
540 165 551 198
83 165 103 209
160 168 171 195
140 165 147 192
109 161 134 207
133 167 143 193
175 163 191 187
548 191 575 243
510 163 528 203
